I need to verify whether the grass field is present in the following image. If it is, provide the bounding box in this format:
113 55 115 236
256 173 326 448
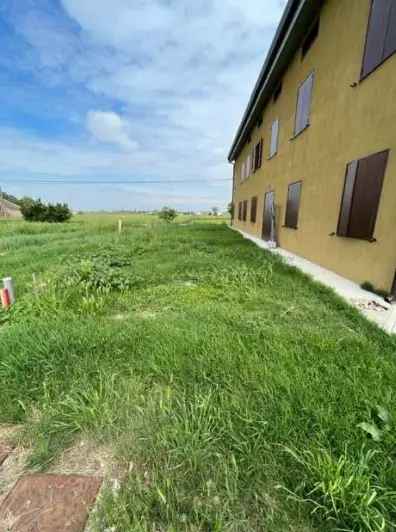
1 213 396 531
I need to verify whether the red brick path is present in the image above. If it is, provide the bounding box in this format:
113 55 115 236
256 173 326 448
0 473 102 532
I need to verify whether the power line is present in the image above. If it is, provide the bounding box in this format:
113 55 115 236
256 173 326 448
0 178 232 185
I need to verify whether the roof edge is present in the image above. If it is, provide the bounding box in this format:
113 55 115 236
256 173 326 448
228 0 310 162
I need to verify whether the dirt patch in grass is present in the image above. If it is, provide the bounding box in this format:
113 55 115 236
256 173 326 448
49 438 121 480
0 425 21 444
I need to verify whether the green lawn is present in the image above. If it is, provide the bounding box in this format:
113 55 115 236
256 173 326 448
1 214 396 531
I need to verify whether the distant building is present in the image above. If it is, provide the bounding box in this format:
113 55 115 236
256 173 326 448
0 198 22 218
229 0 396 295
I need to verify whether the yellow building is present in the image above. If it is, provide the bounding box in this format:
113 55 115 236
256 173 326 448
229 0 396 295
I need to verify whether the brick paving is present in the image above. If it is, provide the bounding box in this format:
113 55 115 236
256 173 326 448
0 474 102 532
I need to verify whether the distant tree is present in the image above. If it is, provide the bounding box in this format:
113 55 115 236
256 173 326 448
211 206 219 216
46 203 72 222
20 197 72 223
158 206 177 223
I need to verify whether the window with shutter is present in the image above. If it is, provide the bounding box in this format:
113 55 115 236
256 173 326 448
337 161 358 237
285 181 302 229
270 119 279 158
243 200 248 222
254 139 263 171
294 73 314 136
250 197 258 223
362 0 396 79
391 271 396 297
337 150 389 240
246 154 251 179
238 202 242 221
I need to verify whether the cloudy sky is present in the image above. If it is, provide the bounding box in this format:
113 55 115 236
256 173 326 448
0 0 287 211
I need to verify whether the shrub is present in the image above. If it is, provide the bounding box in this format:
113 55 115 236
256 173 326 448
61 251 137 293
158 206 177 223
20 198 72 223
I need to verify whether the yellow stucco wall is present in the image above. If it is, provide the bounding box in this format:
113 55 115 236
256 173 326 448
232 0 396 292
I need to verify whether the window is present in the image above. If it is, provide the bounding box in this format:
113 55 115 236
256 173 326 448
362 0 396 79
254 139 263 171
337 150 389 240
294 73 314 136
243 200 248 222
238 201 242 221
250 197 258 223
246 153 251 179
270 119 279 158
285 181 302 229
273 81 282 102
241 158 246 181
302 18 320 58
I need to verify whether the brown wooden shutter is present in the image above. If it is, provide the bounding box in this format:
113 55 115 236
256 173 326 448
238 202 242 221
347 150 389 239
285 181 302 229
250 196 257 223
295 73 314 135
253 143 258 171
243 200 248 221
337 160 358 236
391 270 396 297
258 139 263 168
251 147 255 173
254 140 263 171
362 0 392 78
270 119 279 157
384 2 396 58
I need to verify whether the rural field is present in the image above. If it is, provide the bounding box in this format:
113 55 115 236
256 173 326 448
1 213 396 531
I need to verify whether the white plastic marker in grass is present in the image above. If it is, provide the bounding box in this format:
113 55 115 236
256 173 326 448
118 219 123 234
3 277 15 304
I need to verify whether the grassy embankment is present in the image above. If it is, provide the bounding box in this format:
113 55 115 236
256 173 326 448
0 213 395 531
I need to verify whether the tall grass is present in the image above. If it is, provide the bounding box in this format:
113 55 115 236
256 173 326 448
0 215 395 530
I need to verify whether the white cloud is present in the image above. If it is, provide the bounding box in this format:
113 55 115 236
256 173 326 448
86 111 138 151
0 0 288 209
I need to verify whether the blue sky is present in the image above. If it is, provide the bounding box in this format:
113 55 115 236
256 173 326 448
0 0 287 211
